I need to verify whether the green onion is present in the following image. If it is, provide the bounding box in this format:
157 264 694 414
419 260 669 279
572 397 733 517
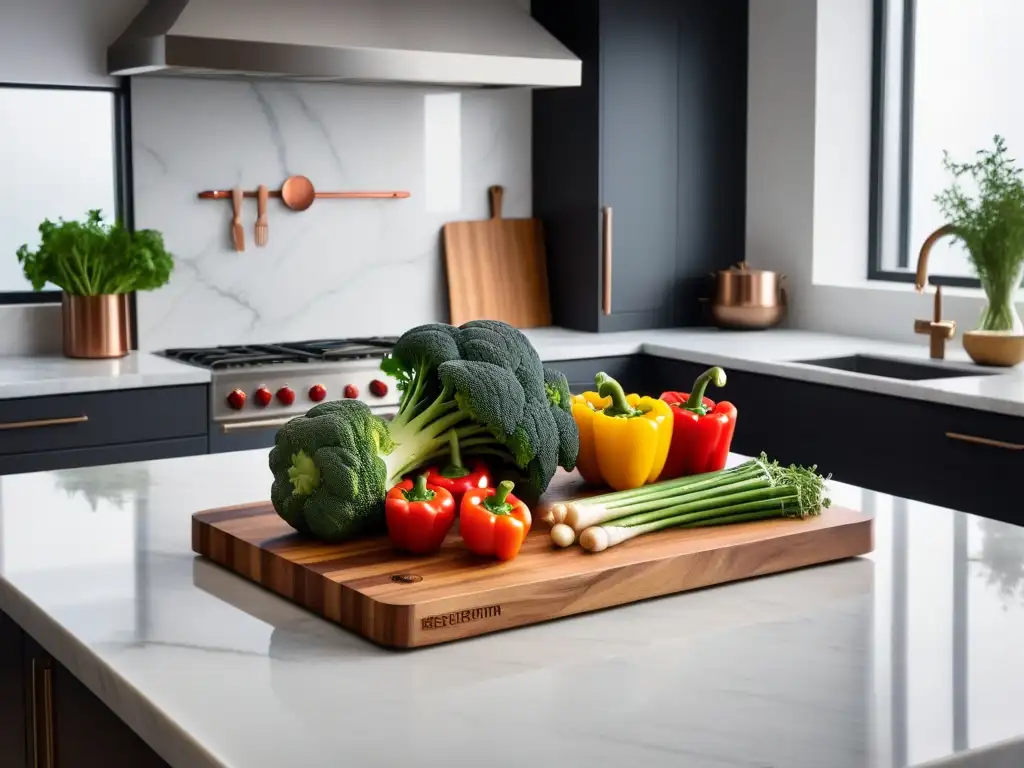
564 454 831 553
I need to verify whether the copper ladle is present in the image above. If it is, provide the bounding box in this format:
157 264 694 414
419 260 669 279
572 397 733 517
279 175 411 210
280 175 317 211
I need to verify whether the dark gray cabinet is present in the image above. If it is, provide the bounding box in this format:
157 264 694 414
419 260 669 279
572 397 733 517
1 612 167 768
533 0 748 333
646 357 1021 526
0 610 27 766
0 386 208 476
548 355 652 396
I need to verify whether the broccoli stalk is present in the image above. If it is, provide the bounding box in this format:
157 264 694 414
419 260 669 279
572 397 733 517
270 321 579 542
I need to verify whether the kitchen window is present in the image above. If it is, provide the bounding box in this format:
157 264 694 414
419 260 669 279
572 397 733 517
0 82 131 304
869 0 1024 287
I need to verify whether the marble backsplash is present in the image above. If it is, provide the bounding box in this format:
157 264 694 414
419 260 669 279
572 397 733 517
131 76 531 350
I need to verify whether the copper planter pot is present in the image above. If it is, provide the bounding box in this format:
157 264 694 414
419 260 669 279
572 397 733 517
62 294 130 359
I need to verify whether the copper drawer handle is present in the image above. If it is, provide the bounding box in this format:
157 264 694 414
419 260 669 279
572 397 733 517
221 417 294 433
42 666 55 768
0 415 88 431
602 205 612 315
945 432 1024 451
30 658 55 768
31 657 39 768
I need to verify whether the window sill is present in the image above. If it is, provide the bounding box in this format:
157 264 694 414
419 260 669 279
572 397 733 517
812 277 1024 301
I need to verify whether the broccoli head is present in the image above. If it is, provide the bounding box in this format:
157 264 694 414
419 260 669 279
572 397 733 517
269 400 393 541
270 321 580 541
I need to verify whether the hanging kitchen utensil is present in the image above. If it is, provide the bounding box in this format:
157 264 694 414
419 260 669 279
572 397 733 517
442 185 552 328
198 181 410 206
255 184 269 246
280 175 316 211
230 186 245 252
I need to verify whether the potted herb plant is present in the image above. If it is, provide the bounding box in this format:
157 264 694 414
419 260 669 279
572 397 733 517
932 135 1024 365
16 210 173 359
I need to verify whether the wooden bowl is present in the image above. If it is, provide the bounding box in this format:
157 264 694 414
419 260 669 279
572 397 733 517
962 330 1024 367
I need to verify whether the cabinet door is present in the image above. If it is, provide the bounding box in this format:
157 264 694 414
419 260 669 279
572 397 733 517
676 0 749 325
0 610 27 767
50 662 169 768
21 636 167 768
598 0 679 330
547 356 653 397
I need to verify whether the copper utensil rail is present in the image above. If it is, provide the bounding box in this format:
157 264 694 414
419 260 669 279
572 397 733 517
198 189 409 200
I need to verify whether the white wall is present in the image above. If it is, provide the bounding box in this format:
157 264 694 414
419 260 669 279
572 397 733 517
131 78 531 349
0 0 144 88
747 0 1023 346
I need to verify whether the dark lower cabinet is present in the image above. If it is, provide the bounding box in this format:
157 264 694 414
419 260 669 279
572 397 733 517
0 610 27 766
1 612 167 768
647 357 1021 525
0 385 208 476
548 355 652 396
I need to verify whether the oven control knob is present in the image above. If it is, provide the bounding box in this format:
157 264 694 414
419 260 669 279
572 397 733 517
308 384 327 402
343 384 359 399
276 386 296 406
254 387 272 408
226 389 246 410
369 379 388 398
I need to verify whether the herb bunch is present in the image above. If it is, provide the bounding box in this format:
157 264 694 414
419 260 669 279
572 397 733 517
16 209 173 296
935 135 1024 292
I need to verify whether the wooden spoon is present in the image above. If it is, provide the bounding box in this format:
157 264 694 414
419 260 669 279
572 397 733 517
279 175 410 211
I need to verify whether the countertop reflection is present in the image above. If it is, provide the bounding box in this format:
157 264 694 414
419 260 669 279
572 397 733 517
1 450 1021 768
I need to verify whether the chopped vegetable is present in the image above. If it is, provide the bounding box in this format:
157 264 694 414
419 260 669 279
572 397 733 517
570 372 673 491
422 431 490 508
270 321 578 541
572 455 830 553
659 366 738 479
460 480 532 561
385 474 456 555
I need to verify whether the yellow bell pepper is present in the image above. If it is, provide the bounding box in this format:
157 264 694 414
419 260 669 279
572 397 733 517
570 373 673 491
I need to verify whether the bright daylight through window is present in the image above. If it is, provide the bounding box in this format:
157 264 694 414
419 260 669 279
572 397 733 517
872 0 1024 285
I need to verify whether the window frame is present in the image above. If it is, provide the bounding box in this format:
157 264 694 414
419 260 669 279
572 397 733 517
867 0 981 289
0 80 135 305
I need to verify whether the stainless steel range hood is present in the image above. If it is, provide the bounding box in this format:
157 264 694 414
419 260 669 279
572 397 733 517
108 0 581 88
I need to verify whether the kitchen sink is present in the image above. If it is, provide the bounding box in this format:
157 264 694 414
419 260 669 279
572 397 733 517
794 354 998 380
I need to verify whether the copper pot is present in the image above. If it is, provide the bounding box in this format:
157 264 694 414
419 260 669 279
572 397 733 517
62 294 130 359
708 261 786 330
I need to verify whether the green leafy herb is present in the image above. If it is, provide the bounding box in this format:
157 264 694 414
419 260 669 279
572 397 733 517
935 136 1024 329
16 209 173 295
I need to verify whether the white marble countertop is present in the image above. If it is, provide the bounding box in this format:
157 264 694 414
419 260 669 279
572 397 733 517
0 328 1020 418
526 327 1024 417
0 352 210 398
1 449 1022 768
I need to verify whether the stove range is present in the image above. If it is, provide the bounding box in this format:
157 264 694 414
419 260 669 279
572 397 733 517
160 338 403 451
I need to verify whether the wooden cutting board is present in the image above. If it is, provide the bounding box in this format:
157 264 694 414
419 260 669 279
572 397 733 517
442 185 552 328
193 472 873 649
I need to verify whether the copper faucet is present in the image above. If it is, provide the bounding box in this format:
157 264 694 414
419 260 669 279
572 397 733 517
913 224 957 359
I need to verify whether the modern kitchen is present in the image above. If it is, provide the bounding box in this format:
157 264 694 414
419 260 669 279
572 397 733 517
1 0 1023 766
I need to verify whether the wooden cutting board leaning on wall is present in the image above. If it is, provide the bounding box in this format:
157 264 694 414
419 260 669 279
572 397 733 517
442 185 552 328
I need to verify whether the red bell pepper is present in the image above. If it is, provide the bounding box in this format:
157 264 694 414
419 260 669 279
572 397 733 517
659 366 738 479
460 481 532 561
385 474 455 555
421 432 490 508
